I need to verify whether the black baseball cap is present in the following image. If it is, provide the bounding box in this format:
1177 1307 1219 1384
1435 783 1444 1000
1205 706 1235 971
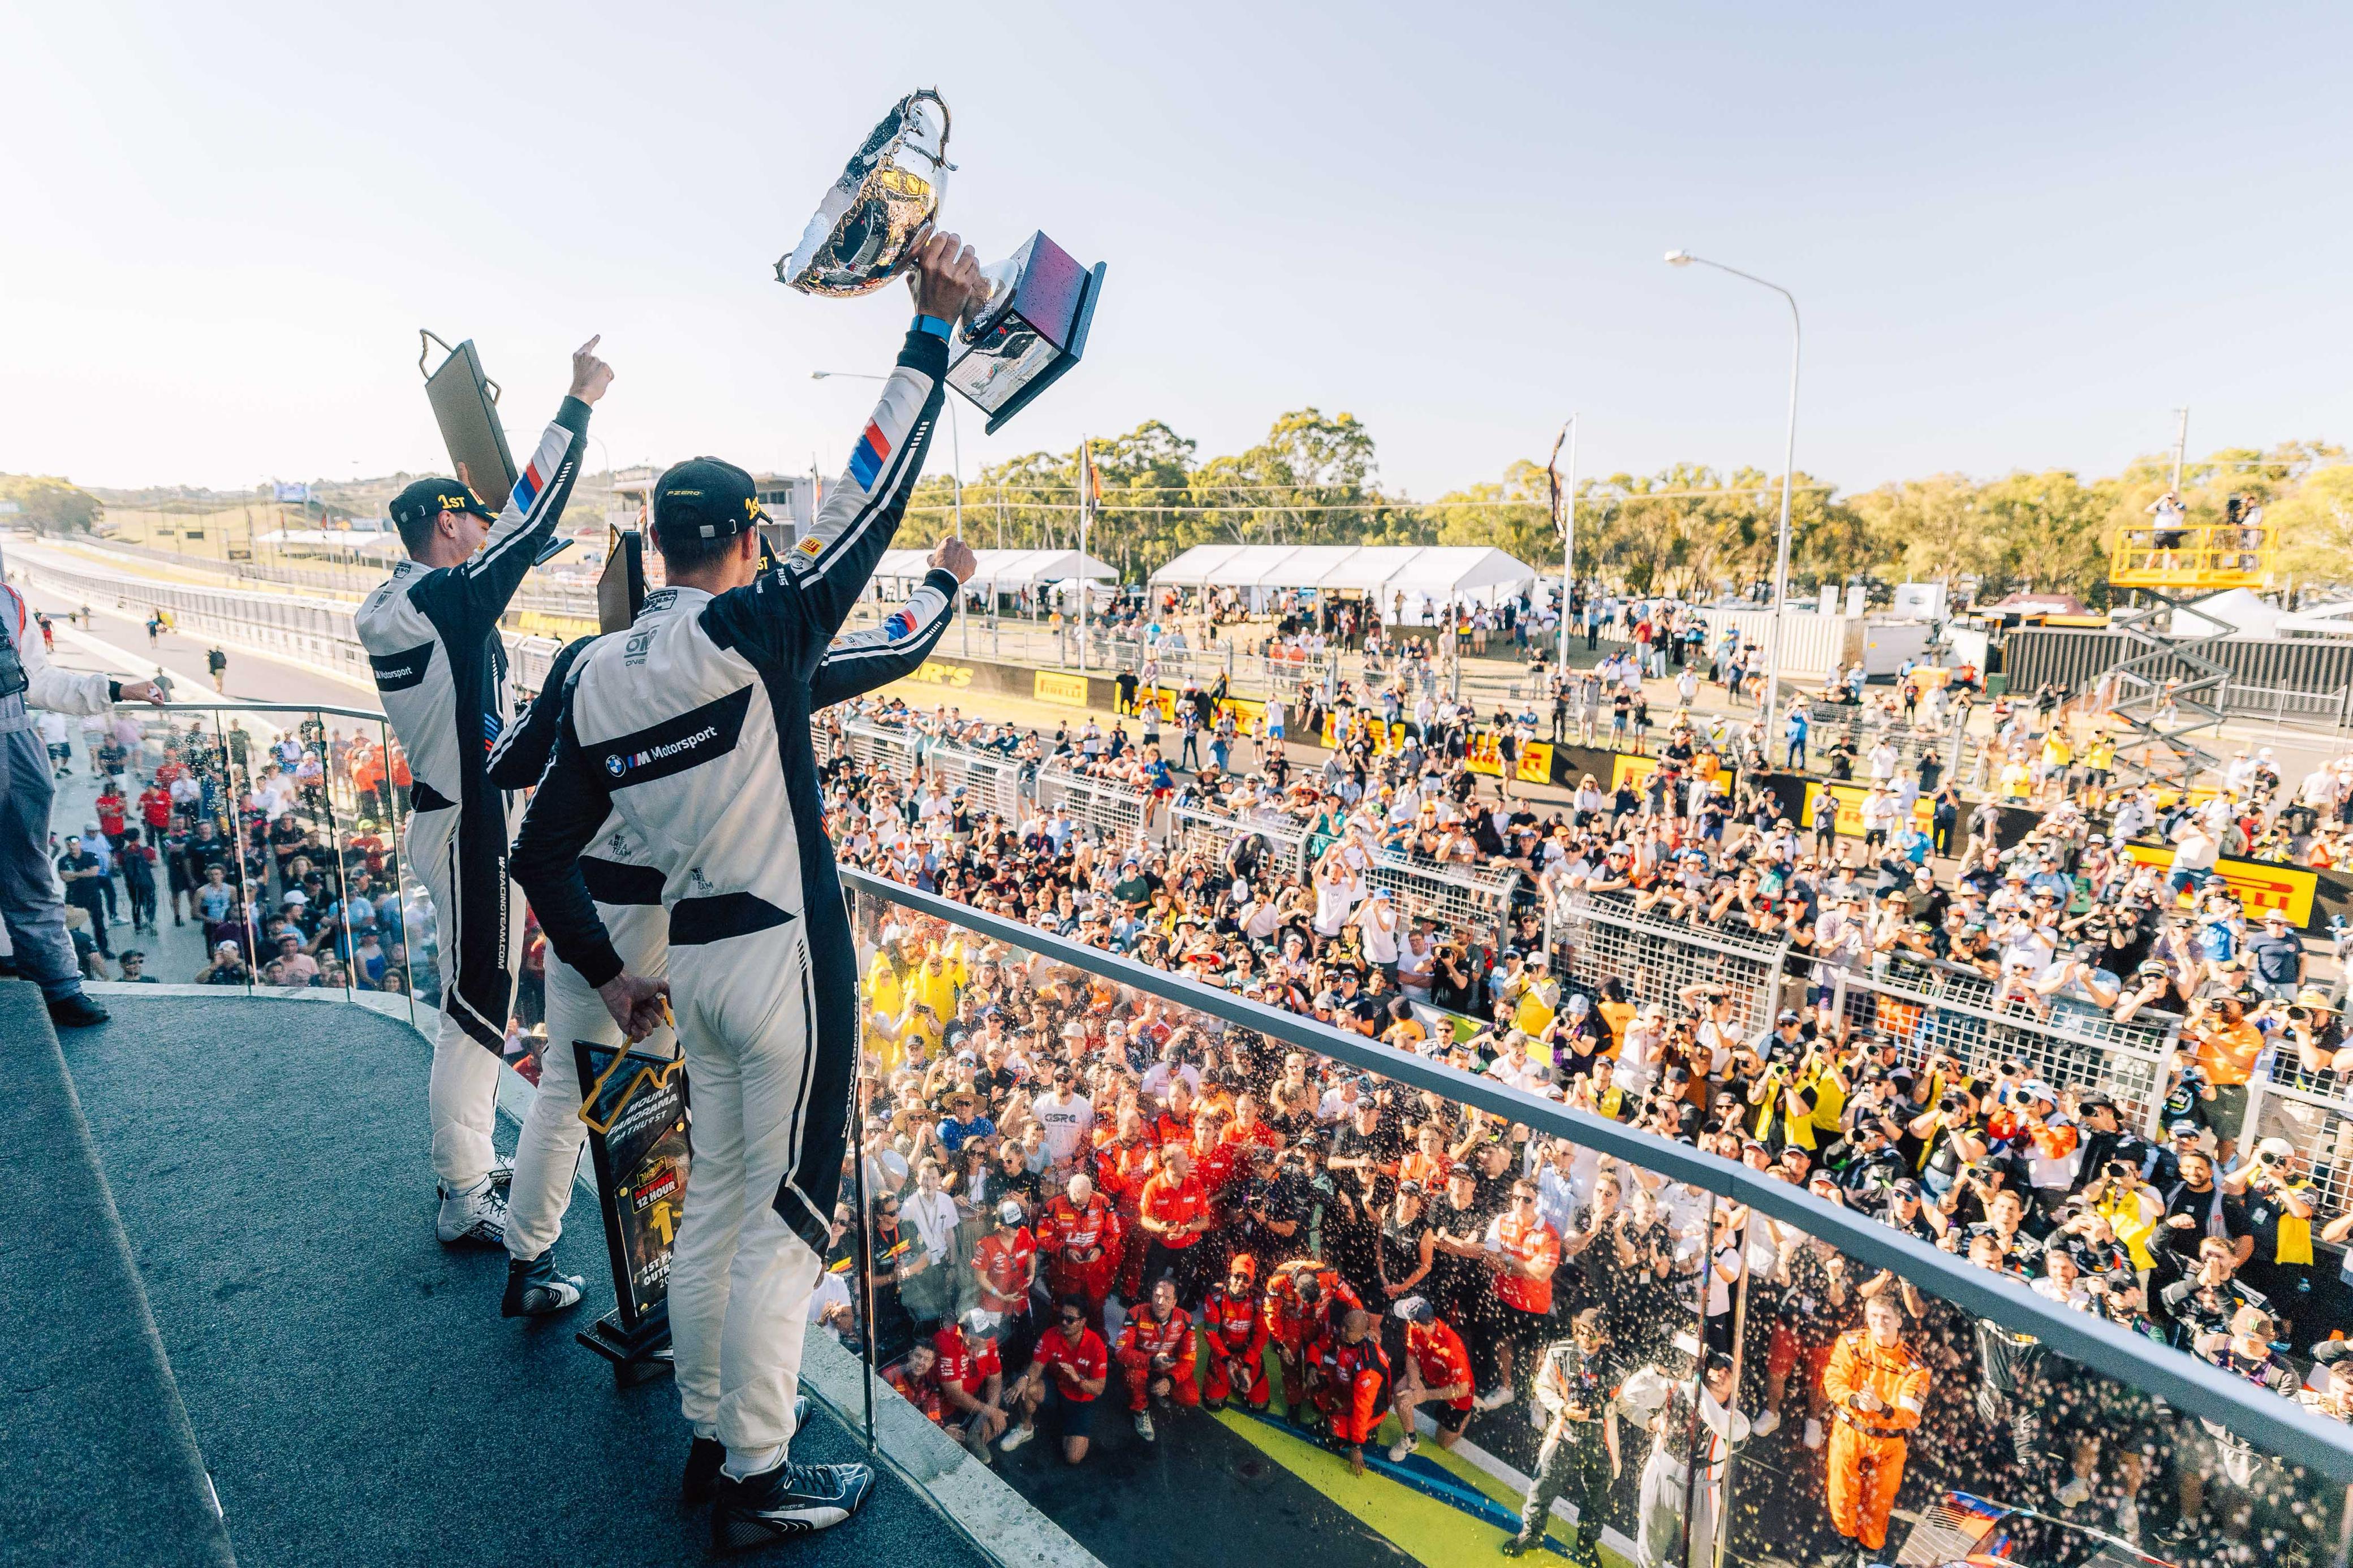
653 457 768 545
390 477 494 531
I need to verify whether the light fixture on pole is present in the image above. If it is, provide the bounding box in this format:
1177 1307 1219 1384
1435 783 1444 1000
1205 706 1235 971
1663 248 1801 732
812 370 962 538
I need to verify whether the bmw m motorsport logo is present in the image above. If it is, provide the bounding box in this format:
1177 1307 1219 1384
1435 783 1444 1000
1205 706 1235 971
368 642 434 692
882 608 919 641
594 686 753 787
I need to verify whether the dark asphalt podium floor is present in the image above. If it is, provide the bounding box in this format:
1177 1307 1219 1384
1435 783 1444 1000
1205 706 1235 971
52 992 980 1568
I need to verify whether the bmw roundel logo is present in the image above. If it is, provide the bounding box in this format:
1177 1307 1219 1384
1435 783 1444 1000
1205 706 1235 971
605 754 627 777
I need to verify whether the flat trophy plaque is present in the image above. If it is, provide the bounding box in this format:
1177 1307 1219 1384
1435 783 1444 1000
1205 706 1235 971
598 525 645 634
418 330 518 509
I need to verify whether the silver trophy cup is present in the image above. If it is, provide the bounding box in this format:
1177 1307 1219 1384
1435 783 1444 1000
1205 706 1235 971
777 89 1105 433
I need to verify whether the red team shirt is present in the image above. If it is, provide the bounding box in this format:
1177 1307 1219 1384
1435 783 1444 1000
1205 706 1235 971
1492 1212 1562 1315
1032 1322 1109 1401
972 1228 1039 1313
930 1325 1003 1398
1139 1170 1210 1249
1408 1319 1476 1410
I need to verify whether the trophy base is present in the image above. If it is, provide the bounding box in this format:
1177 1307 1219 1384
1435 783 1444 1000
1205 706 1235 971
946 251 1106 435
981 259 1102 434
576 1305 674 1389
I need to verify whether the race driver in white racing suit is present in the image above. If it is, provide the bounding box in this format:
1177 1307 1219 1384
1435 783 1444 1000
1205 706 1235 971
358 338 610 1247
512 232 982 1548
488 545 969 1324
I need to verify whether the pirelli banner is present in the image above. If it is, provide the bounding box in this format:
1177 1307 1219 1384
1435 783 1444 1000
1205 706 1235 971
1800 781 1936 837
1464 732 1558 784
2121 844 2322 931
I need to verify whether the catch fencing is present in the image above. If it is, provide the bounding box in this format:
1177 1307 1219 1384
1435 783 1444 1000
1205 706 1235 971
1541 896 2187 1134
1546 891 1789 1040
2244 1065 2353 1217
1802 704 1967 779
1361 852 1521 935
1033 762 1154 851
840 719 1028 820
1170 803 1310 883
1822 954 2183 1136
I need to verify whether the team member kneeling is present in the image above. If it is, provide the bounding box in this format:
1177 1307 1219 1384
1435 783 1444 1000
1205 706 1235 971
513 230 983 1549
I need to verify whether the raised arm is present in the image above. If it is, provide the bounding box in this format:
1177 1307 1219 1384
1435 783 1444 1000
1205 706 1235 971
459 338 613 617
812 546 973 706
784 235 985 640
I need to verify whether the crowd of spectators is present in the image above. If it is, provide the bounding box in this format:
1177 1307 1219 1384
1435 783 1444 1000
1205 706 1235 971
813 682 2353 1565
38 712 436 999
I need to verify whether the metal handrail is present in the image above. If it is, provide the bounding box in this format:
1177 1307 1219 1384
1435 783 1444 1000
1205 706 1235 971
841 862 2353 1479
150 700 389 723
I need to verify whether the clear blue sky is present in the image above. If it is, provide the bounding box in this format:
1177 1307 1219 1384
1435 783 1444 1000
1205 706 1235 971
5 2 2348 501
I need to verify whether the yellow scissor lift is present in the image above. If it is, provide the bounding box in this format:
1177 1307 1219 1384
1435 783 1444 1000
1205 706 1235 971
2098 519 2277 788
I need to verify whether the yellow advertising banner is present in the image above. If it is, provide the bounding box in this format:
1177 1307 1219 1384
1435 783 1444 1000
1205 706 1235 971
904 659 975 690
2121 844 2317 927
1609 753 1658 793
1800 781 1934 837
1519 740 1554 784
1324 714 1408 755
1033 670 1091 707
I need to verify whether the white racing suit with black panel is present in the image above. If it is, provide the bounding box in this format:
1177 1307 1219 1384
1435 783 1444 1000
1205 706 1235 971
494 568 960 1265
356 397 591 1193
512 325 946 1459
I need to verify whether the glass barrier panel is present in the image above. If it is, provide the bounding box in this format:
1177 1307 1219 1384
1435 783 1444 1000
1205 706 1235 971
847 883 1719 1568
837 878 2353 1568
382 724 437 1023
1717 1180 2348 1568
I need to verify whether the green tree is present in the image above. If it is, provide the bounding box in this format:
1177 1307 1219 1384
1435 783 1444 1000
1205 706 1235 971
0 474 102 535
1428 459 1550 563
2270 464 2353 595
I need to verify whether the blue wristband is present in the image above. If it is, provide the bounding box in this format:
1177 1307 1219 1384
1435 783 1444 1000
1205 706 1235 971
914 314 953 341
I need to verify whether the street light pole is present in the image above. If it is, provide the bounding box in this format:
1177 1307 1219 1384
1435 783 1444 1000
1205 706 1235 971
1665 249 1801 735
812 369 962 537
1548 414 1577 676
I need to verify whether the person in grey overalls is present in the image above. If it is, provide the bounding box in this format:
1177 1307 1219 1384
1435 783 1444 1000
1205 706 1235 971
1504 1305 1623 1562
0 577 163 1026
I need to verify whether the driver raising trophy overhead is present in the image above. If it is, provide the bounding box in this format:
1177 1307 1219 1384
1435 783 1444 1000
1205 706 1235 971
512 229 986 1549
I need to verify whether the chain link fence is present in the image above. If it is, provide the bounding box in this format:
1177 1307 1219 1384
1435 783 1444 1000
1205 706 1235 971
1032 762 1154 852
1362 852 1522 935
1546 891 1790 1039
1825 954 2183 1135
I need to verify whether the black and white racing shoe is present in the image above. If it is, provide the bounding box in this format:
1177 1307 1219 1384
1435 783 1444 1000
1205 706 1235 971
436 1180 508 1247
500 1251 584 1318
435 1152 515 1203
710 1459 873 1551
683 1399 811 1509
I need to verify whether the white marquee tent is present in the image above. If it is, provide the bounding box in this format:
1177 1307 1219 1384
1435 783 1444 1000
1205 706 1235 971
1148 543 1539 620
869 547 1115 600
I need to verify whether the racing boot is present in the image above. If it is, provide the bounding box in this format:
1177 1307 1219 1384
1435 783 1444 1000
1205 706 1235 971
710 1458 874 1551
